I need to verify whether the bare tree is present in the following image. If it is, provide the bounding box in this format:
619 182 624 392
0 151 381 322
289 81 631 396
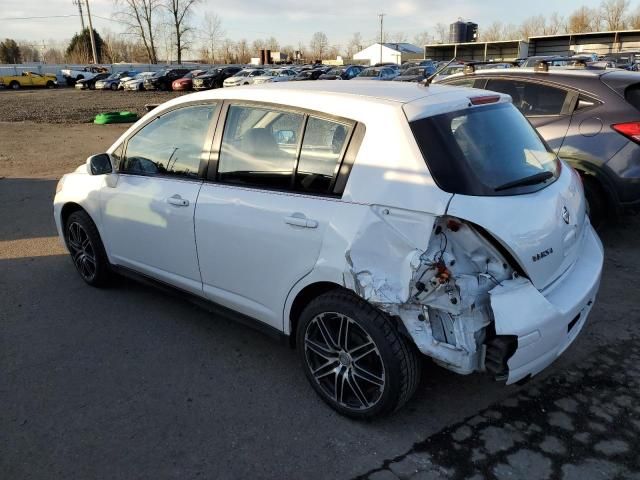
309 31 328 60
114 0 160 63
568 7 599 33
164 0 200 63
434 23 447 43
519 15 546 38
219 38 236 63
387 31 407 43
265 36 280 51
202 12 223 63
252 39 265 55
480 21 504 41
346 32 363 58
18 43 40 62
413 31 431 47
544 12 566 35
628 6 640 29
234 39 250 63
601 0 629 30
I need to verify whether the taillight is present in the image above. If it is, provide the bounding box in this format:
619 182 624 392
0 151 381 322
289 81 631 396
612 122 640 144
469 95 501 105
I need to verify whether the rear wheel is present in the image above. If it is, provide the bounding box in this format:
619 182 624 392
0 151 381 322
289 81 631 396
46 80 55 88
64 210 111 287
297 290 421 419
583 176 607 229
9 81 20 90
110 83 118 91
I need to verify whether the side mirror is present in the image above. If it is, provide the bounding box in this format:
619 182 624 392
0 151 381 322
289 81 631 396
87 153 113 175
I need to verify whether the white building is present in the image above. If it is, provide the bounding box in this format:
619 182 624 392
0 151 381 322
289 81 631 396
353 43 423 65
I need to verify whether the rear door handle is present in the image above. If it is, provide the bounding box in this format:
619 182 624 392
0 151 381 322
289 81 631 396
284 214 318 229
167 194 189 207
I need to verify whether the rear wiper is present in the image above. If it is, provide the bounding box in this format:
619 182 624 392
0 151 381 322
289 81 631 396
494 171 554 192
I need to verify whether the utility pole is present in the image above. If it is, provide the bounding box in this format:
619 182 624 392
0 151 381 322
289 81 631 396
378 13 386 64
84 0 98 64
73 0 85 30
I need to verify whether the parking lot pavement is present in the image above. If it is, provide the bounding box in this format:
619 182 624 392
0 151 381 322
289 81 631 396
2 121 640 479
355 340 640 480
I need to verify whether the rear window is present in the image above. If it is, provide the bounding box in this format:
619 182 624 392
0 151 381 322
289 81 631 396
410 103 560 196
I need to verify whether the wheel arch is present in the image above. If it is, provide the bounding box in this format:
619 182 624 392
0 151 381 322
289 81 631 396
564 158 621 216
287 281 344 348
60 202 88 229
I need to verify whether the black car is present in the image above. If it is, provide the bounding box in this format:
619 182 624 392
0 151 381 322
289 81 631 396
319 65 365 80
393 66 435 82
74 72 109 90
143 68 191 91
193 66 243 90
291 69 327 81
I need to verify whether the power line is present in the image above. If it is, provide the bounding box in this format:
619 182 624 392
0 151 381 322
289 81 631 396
0 14 78 21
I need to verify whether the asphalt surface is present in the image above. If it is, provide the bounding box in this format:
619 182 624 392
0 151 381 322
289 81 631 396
1 114 640 479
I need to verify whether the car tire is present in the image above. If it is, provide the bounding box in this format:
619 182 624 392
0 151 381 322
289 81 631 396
583 176 607 229
9 81 20 90
64 210 111 287
296 289 421 419
110 83 118 91
46 81 55 88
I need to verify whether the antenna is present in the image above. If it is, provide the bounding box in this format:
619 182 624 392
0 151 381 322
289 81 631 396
424 57 458 86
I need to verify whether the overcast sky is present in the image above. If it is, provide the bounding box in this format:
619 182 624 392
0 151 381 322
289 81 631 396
0 0 626 50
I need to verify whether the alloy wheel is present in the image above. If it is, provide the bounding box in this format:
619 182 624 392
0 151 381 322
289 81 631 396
67 222 97 281
304 312 385 411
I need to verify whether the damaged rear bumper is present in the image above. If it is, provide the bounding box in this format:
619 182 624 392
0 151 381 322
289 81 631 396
489 225 603 384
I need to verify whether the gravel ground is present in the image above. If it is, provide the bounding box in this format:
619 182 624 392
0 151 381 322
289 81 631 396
0 87 187 124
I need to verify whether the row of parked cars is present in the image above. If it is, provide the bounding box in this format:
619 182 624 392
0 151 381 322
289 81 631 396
70 61 442 93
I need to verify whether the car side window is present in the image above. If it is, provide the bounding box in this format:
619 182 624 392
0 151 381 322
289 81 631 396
218 105 305 189
485 79 569 116
122 104 216 178
296 117 353 194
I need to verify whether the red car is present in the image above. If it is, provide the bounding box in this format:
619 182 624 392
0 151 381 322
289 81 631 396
171 70 205 91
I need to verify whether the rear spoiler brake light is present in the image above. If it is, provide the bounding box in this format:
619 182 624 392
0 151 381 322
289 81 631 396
469 95 501 106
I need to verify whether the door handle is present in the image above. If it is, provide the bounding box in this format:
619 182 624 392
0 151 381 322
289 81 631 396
284 214 318 229
167 194 189 207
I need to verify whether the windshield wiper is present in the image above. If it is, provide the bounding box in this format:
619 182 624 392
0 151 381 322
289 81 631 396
494 171 554 192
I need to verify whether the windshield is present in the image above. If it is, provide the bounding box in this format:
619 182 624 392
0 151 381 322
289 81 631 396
328 68 345 75
153 70 168 77
206 68 222 75
410 103 559 196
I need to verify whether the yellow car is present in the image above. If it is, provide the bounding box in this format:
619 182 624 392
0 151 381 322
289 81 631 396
1 71 58 90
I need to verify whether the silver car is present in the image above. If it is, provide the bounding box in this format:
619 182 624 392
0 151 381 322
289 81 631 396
438 67 640 227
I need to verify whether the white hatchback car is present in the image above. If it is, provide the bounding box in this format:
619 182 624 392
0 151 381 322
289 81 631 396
54 82 603 418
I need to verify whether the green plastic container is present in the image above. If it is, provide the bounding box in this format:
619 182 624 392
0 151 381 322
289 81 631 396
94 111 138 124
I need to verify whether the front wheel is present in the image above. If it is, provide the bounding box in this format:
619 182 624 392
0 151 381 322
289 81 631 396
10 81 20 90
64 210 111 287
110 83 118 91
297 290 421 419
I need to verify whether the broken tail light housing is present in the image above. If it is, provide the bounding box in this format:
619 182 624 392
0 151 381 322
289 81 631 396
612 121 640 144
